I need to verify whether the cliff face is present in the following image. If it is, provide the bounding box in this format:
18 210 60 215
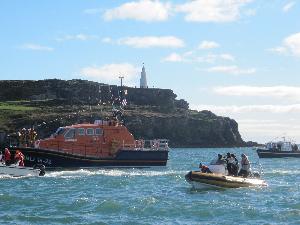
0 79 245 147
0 79 188 110
125 110 243 147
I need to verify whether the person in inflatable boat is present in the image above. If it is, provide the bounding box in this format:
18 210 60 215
238 153 251 177
199 163 211 173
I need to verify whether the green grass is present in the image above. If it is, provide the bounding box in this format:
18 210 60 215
0 102 36 111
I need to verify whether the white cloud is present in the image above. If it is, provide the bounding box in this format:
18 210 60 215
191 104 300 114
80 63 139 84
213 85 300 100
244 8 256 16
198 53 235 63
162 52 235 63
219 54 235 61
238 118 300 143
199 40 220 49
101 37 113 43
20 43 54 51
176 0 253 23
191 104 300 142
268 46 287 54
103 0 171 22
283 1 296 12
55 34 98 42
118 36 184 48
205 65 256 75
270 32 300 57
162 53 184 62
284 32 300 56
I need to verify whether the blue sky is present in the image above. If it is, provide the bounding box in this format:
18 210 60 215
1 0 300 143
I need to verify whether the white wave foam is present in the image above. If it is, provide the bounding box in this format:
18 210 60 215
45 169 185 178
264 169 300 175
0 174 25 179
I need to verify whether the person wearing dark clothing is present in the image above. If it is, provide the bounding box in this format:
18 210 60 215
231 154 239 176
4 148 11 166
226 153 235 176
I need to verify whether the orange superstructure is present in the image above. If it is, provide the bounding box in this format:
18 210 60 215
35 120 168 159
36 121 132 157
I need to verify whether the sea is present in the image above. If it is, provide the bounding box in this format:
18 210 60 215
1 148 300 225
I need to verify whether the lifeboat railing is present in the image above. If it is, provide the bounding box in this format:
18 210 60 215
122 139 169 151
37 138 169 158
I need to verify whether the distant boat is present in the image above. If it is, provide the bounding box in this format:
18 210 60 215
256 137 300 158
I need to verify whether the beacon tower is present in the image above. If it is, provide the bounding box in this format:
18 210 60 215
140 64 147 88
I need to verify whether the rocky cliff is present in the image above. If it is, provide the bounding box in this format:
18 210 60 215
0 79 245 147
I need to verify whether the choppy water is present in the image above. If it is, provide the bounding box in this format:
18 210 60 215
1 148 300 225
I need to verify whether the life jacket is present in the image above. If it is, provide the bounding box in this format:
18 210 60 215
227 157 235 164
4 149 11 161
241 157 250 171
201 165 209 172
15 152 25 166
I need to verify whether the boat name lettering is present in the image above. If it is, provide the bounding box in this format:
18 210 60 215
25 156 52 165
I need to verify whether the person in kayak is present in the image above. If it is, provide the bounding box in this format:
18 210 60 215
238 153 251 177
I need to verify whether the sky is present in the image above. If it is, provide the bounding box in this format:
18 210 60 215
1 0 300 143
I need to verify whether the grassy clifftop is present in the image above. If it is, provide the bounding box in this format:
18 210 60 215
0 79 245 147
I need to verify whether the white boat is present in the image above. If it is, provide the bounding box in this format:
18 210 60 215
0 163 45 177
257 137 300 158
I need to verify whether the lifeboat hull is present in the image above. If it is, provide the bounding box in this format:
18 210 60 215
185 171 267 189
257 149 300 158
9 147 169 169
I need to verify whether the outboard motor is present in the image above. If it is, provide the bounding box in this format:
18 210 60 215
33 164 46 176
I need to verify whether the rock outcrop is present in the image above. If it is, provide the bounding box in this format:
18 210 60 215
0 79 245 147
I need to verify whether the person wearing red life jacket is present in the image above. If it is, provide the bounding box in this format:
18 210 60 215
4 148 11 165
14 150 25 167
199 163 211 173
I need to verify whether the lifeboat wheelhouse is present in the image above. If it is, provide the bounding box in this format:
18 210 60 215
37 122 136 158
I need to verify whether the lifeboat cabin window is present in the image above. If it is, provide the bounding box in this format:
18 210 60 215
86 128 94 135
77 128 85 136
64 128 76 139
95 128 103 136
55 127 66 136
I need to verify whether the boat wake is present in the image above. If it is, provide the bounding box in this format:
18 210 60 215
0 174 31 179
46 168 184 178
264 169 300 175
